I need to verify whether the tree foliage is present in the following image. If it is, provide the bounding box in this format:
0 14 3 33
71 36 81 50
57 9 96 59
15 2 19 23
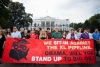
7 2 33 29
70 14 100 32
0 0 11 26
0 1 33 29
88 14 100 32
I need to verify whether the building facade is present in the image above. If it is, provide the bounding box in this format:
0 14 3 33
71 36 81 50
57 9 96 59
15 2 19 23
28 16 70 31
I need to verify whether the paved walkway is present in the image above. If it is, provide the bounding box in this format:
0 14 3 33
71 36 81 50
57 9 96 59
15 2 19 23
0 56 100 67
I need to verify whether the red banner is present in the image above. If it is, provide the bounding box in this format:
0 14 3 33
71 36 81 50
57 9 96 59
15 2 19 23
2 38 96 64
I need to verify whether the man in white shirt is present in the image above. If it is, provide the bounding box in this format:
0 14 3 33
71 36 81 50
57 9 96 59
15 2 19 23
11 26 21 38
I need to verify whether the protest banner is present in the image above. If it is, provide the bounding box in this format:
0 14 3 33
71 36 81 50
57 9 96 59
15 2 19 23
2 38 96 64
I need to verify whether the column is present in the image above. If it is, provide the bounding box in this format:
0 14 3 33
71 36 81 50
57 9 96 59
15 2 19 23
50 21 51 31
45 21 46 30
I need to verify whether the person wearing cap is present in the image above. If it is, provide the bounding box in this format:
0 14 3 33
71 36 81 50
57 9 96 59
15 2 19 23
52 27 62 39
66 28 77 40
80 28 89 39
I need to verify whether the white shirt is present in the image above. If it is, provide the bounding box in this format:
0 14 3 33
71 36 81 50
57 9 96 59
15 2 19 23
66 33 78 39
89 33 93 39
11 31 21 38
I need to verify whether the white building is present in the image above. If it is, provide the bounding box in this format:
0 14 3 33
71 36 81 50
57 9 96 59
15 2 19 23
28 16 70 31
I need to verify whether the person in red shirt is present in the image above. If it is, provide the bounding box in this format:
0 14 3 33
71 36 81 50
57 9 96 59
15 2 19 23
30 30 38 39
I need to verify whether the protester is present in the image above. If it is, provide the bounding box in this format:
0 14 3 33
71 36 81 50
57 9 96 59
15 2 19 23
87 28 93 39
62 31 67 39
80 28 89 39
47 28 52 39
5 28 11 38
66 28 77 40
21 29 30 39
20 28 24 37
52 27 62 39
39 29 48 40
37 27 42 37
77 28 82 39
0 29 6 63
93 28 100 57
11 26 21 38
30 29 38 39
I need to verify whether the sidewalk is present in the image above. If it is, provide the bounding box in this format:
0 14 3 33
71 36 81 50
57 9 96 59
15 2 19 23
0 56 100 67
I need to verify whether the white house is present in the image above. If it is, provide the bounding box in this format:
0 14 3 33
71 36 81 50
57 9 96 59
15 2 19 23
28 16 70 31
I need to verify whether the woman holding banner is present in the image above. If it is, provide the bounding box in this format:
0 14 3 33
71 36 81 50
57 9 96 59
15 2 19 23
30 29 38 39
62 31 67 39
22 30 30 39
0 29 6 63
80 28 89 39
5 28 11 38
39 29 48 40
77 28 82 39
52 27 62 39
66 28 77 40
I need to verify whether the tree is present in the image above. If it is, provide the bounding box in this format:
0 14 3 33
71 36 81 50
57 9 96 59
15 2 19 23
70 23 78 30
83 20 90 29
0 0 11 26
6 2 33 29
77 22 84 29
88 14 100 32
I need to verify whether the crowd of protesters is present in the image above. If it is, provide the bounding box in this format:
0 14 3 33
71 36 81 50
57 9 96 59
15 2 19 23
0 25 100 63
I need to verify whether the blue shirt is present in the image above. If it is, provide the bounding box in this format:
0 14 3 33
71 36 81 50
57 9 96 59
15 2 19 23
11 31 21 38
93 32 100 40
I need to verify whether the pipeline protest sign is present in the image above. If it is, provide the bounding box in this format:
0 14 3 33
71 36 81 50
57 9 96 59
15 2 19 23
2 38 96 64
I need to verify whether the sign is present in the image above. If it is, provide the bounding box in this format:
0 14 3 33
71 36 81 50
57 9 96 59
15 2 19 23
2 38 96 64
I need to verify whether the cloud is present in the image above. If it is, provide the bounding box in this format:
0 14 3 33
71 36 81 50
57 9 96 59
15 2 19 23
12 0 100 23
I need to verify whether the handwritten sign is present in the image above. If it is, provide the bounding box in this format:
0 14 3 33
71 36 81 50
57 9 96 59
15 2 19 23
2 38 96 64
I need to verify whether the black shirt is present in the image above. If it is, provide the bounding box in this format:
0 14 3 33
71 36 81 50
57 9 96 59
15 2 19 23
40 37 47 40
0 35 6 48
21 32 24 37
21 34 30 39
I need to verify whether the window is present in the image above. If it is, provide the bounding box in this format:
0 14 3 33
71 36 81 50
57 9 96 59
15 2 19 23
51 21 55 27
46 21 50 27
41 21 45 27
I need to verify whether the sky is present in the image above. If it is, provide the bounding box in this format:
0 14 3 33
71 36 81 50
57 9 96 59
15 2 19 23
12 0 100 23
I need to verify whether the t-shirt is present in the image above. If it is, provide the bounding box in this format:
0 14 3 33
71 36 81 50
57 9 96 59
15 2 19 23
11 31 21 38
77 33 82 39
52 32 62 39
47 32 52 39
80 33 89 39
30 34 38 39
21 34 30 39
70 34 75 40
62 35 66 39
